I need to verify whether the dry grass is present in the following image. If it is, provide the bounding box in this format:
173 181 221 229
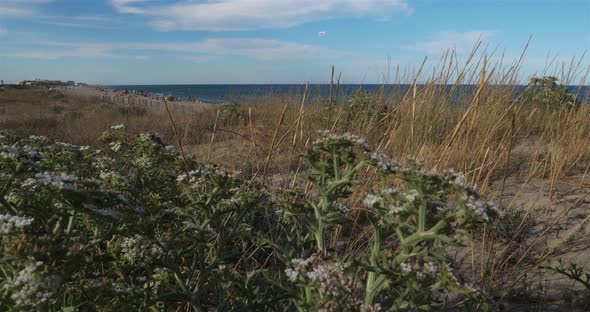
2 44 590 304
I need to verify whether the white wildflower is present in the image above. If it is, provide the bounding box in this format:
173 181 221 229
389 205 404 215
331 202 350 213
464 195 490 221
109 141 122 152
35 172 77 190
291 258 312 268
121 235 164 264
4 262 57 307
111 124 125 130
21 178 37 188
176 173 188 182
285 268 299 282
4 191 20 205
382 188 398 195
133 154 152 168
363 194 383 207
285 257 314 282
313 131 370 150
416 271 425 280
28 135 48 141
424 261 438 274
0 214 35 234
403 189 419 202
0 145 19 160
366 151 401 172
400 262 413 274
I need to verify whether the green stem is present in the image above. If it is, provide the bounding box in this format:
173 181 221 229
333 153 341 180
418 198 426 233
365 223 382 304
312 202 325 251
305 287 313 305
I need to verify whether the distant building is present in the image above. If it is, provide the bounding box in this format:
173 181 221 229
15 79 86 87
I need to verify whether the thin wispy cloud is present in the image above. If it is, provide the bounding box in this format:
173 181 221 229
403 31 496 54
7 38 343 60
37 15 114 29
0 0 53 16
111 0 411 31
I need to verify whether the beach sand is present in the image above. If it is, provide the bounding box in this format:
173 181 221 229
58 85 214 112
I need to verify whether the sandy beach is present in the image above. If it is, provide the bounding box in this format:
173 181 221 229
58 85 214 112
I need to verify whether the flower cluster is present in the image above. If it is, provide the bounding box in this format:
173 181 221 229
398 260 440 280
0 145 19 160
365 150 402 173
35 172 78 190
120 235 164 265
176 165 242 189
286 254 381 312
463 195 499 222
363 194 383 208
0 214 34 234
313 131 370 150
3 262 57 307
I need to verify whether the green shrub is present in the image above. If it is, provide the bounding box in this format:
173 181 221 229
0 127 501 310
523 76 581 110
218 101 245 126
337 90 387 129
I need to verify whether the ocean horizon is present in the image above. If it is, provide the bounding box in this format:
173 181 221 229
106 84 590 104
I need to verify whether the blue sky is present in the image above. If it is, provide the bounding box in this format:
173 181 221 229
0 0 588 84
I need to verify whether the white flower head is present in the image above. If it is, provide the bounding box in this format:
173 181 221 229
363 194 383 208
35 172 77 190
109 141 122 152
400 262 413 274
4 262 57 307
389 205 404 215
0 214 35 234
403 189 419 202
331 202 351 213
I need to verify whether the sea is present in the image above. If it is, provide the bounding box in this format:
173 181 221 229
107 84 590 104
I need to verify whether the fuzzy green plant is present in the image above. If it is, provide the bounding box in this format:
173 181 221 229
0 127 280 311
0 127 503 311
265 131 500 311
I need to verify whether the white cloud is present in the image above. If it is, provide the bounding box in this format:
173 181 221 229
111 0 410 31
0 0 53 16
403 31 495 54
8 38 342 60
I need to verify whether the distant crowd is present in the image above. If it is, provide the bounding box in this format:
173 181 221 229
96 87 203 103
